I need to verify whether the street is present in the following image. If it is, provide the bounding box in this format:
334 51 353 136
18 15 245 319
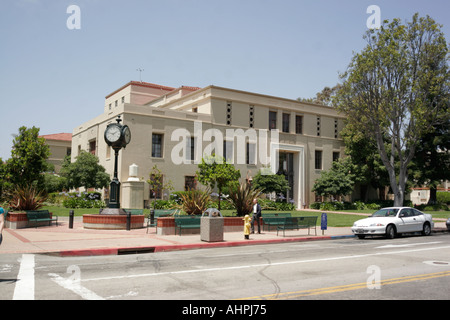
1 234 449 301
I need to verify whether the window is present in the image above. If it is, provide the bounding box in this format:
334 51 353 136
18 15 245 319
186 137 195 161
334 119 339 138
269 111 277 130
185 176 196 191
316 117 321 136
282 113 290 133
226 101 232 125
246 143 256 165
89 140 96 155
192 107 198 113
152 133 163 158
249 105 254 128
315 150 322 170
223 140 233 163
121 96 125 104
295 115 303 134
333 152 340 162
115 100 118 107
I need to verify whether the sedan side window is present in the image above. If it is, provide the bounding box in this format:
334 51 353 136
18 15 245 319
400 209 411 217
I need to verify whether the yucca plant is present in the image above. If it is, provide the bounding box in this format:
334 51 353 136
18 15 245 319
179 188 211 215
227 181 262 216
8 186 47 211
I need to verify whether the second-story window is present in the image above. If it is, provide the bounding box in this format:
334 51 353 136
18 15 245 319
282 113 290 133
152 133 163 158
269 111 277 130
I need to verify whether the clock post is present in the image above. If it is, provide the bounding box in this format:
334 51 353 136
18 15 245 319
102 115 132 214
108 148 121 209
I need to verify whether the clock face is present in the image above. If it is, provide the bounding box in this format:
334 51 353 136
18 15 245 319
123 126 131 144
106 125 121 143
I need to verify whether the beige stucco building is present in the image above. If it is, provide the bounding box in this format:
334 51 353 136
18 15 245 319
72 81 346 209
40 133 72 173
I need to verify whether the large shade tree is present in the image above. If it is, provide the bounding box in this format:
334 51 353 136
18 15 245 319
336 14 449 206
60 151 110 190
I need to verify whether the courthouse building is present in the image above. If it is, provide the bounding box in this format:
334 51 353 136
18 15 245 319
72 81 346 209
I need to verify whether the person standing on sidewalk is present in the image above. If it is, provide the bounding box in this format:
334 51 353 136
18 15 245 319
251 198 262 234
0 206 5 245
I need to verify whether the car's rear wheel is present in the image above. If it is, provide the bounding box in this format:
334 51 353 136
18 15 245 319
422 222 431 236
385 225 396 239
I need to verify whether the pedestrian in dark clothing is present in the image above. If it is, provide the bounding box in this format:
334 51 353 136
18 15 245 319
251 198 262 234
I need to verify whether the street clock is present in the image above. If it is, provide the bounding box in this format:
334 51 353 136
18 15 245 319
103 115 131 211
104 116 131 149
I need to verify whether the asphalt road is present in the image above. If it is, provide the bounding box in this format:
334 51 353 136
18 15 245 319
1 234 449 302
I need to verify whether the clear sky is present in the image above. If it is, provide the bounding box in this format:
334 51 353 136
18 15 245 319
0 0 448 160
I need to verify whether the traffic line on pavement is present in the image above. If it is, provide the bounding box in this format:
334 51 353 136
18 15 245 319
81 245 450 283
49 272 105 300
13 254 35 300
239 270 450 300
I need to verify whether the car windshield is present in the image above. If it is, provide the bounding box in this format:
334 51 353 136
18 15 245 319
371 208 398 217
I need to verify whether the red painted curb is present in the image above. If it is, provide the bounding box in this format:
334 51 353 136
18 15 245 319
51 235 334 256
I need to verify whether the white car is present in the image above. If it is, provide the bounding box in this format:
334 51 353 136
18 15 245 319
352 207 434 239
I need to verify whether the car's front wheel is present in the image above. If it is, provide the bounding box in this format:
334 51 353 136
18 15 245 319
422 222 431 236
385 225 396 239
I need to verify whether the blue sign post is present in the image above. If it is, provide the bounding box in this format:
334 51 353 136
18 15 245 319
321 212 327 235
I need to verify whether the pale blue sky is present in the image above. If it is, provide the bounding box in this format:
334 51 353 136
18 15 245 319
0 0 448 160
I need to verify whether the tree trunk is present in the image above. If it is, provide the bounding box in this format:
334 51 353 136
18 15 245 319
428 187 437 205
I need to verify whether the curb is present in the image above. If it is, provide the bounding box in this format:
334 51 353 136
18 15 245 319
44 234 357 257
39 229 448 258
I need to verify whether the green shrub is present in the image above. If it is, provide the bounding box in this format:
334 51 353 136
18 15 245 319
61 191 105 209
310 202 321 210
437 192 450 205
353 201 366 210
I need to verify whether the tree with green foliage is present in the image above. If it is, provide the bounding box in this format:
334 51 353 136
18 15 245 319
196 155 241 210
4 126 50 189
335 14 449 206
312 157 358 201
252 171 290 196
60 152 110 190
339 123 390 201
410 109 450 204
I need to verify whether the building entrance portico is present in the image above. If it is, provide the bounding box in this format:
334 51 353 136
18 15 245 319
271 143 305 210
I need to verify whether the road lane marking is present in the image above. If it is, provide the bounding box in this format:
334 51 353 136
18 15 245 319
376 241 442 249
82 245 450 282
239 270 450 300
13 254 35 300
49 273 105 300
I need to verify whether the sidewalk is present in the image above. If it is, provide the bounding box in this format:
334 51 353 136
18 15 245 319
0 217 447 257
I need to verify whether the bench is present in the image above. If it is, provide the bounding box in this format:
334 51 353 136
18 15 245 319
147 209 179 233
262 213 292 231
174 216 201 236
26 210 58 228
276 216 318 236
123 209 144 215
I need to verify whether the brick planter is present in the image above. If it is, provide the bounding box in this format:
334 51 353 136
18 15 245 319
83 214 145 230
6 212 56 229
